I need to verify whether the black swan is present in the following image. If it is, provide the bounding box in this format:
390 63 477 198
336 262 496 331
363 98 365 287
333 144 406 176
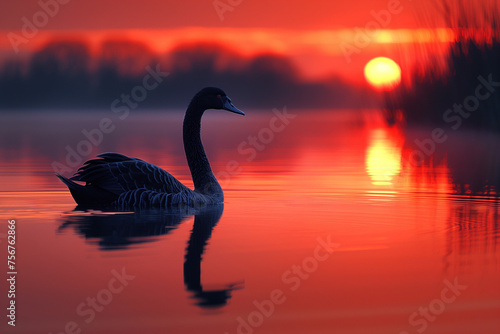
57 87 245 209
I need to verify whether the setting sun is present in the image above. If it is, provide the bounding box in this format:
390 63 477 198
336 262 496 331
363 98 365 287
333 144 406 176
364 57 402 90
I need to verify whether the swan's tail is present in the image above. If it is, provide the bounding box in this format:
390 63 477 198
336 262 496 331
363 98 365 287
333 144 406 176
56 174 116 208
56 173 79 189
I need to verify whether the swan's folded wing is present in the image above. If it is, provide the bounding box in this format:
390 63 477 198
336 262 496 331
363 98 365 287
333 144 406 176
71 153 190 195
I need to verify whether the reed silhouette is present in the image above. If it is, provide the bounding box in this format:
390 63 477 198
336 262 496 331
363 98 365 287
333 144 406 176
387 0 500 131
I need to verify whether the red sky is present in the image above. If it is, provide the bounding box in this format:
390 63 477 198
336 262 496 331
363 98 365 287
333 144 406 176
0 0 492 84
1 0 425 30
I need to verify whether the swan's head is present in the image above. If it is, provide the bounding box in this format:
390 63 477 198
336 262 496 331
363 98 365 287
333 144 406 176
194 87 245 116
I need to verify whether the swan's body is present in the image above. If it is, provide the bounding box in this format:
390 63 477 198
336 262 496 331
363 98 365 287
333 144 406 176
57 87 244 209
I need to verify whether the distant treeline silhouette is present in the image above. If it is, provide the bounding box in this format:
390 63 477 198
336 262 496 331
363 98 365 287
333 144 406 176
0 39 374 110
387 0 500 131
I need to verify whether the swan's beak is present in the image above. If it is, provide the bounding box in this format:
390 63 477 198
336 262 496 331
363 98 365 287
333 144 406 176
222 96 245 116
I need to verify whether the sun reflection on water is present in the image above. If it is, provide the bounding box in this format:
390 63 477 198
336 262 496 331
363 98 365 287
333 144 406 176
365 128 403 186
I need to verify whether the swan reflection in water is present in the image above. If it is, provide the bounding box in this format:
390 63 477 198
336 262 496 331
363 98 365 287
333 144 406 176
58 204 243 308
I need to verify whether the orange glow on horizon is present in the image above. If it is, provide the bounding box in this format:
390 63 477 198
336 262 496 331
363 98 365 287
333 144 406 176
0 27 456 52
0 27 457 84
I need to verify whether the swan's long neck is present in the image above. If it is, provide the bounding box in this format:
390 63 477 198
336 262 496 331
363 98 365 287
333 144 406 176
183 103 223 198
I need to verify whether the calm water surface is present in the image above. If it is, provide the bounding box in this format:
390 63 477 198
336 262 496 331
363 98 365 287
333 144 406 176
1 109 499 334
